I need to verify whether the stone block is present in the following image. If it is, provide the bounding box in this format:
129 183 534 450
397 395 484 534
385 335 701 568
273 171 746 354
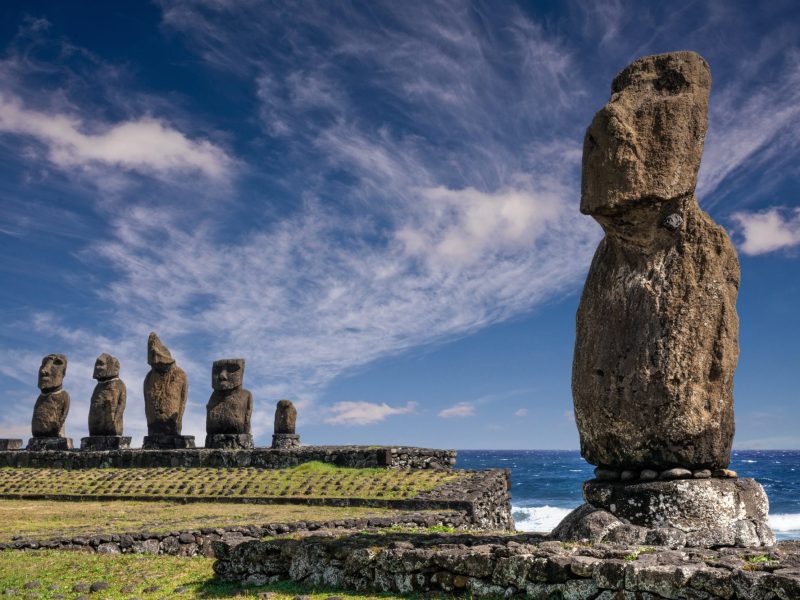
0 439 22 450
142 434 195 449
80 436 131 451
205 433 253 450
27 437 73 451
271 433 300 449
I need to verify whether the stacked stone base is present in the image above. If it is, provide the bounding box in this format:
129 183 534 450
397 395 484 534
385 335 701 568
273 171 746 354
205 433 253 450
553 477 775 548
0 439 22 450
80 436 131 450
27 437 72 451
271 433 300 448
142 434 195 449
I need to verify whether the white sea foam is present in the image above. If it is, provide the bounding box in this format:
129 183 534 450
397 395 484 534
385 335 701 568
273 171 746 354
512 505 575 532
769 513 800 534
512 507 800 538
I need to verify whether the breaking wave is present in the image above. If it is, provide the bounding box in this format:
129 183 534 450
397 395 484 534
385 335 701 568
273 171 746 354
512 505 574 532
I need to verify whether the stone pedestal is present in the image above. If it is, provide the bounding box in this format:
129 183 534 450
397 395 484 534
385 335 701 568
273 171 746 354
0 439 22 450
142 434 195 449
271 433 300 449
205 433 253 450
553 477 775 548
80 436 131 451
27 437 73 451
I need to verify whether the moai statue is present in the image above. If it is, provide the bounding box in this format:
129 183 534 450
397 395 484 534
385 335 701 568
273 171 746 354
271 399 299 448
553 51 774 548
142 332 195 449
28 354 72 450
205 358 253 450
80 353 131 450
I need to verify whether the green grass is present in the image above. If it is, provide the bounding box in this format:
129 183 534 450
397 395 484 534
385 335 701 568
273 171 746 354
0 462 460 501
0 500 403 542
0 550 451 599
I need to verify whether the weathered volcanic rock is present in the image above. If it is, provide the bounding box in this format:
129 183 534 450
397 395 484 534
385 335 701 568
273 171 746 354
206 359 252 436
31 354 70 438
274 400 296 435
554 477 775 548
573 51 738 471
88 353 127 437
143 332 188 436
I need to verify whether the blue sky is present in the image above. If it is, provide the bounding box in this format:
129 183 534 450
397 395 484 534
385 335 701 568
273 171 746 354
0 0 798 449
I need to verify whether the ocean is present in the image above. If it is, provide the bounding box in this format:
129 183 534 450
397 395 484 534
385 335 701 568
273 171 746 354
456 449 800 540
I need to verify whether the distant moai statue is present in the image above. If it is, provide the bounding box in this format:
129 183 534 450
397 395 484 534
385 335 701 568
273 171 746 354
81 353 131 450
28 354 73 450
142 332 195 449
205 358 253 449
553 51 774 548
272 399 299 448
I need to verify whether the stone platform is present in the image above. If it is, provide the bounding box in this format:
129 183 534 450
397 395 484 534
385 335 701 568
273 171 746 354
142 434 196 449
271 433 300 448
80 436 131 450
0 445 457 470
205 433 253 450
553 477 774 548
0 439 21 450
27 437 72 451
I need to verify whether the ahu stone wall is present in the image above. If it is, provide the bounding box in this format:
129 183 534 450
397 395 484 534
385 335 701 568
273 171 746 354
0 446 457 470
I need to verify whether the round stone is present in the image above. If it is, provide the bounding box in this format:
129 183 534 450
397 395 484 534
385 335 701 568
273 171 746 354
659 468 693 480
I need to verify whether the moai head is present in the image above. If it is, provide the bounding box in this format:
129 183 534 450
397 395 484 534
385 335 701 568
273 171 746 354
93 353 120 381
211 358 245 392
147 332 175 373
38 354 67 392
274 399 297 434
581 51 711 222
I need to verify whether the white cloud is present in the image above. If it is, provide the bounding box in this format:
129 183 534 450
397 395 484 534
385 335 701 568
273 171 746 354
0 93 232 180
731 208 800 255
514 408 529 417
324 401 417 426
438 402 475 418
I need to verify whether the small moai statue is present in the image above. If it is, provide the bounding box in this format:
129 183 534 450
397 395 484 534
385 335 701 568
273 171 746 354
28 354 73 450
142 332 195 449
271 399 299 448
205 358 253 450
80 353 131 451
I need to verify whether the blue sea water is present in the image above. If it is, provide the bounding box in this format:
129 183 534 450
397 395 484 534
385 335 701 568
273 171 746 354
456 449 800 540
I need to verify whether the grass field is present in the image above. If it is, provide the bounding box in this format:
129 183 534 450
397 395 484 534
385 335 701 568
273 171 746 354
0 462 460 500
0 550 448 599
0 500 401 542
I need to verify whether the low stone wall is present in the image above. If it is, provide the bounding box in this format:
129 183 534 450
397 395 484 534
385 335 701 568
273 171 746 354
213 532 800 599
0 512 469 557
0 446 456 470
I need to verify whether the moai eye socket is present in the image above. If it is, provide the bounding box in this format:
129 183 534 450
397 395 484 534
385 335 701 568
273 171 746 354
227 364 241 372
53 358 64 366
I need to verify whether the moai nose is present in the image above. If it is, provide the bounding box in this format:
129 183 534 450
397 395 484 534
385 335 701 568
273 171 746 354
220 370 228 380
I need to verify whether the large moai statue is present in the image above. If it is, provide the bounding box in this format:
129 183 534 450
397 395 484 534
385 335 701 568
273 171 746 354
81 353 131 450
205 358 253 449
554 51 774 548
271 399 299 448
142 332 195 449
28 354 73 450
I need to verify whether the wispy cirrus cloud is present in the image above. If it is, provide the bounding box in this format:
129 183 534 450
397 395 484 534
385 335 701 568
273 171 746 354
438 402 475 419
324 401 417 426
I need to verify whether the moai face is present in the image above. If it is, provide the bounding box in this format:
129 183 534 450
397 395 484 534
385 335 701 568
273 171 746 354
581 51 711 218
38 354 67 391
147 332 175 372
211 358 245 392
93 353 120 380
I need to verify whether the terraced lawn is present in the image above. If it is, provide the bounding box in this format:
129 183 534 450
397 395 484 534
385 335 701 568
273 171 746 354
0 462 460 500
0 500 401 542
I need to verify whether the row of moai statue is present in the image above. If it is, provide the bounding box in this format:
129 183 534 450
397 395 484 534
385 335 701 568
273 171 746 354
0 333 300 452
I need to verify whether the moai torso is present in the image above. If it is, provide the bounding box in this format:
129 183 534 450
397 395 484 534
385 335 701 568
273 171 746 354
88 353 127 436
572 51 738 471
206 358 252 435
274 400 297 434
32 354 69 438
